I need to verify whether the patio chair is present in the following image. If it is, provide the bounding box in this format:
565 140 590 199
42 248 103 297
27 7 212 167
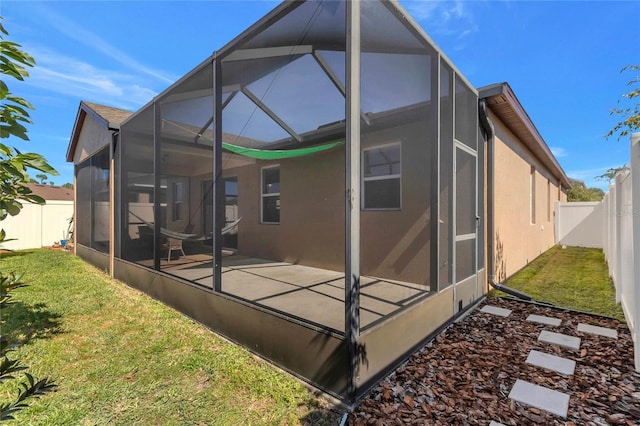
167 237 186 263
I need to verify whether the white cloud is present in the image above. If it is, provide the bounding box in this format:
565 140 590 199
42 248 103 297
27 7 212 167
403 1 441 21
25 46 156 110
34 5 174 85
550 146 568 158
403 0 478 40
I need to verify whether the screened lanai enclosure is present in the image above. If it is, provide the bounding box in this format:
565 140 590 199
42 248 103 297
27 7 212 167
71 0 485 403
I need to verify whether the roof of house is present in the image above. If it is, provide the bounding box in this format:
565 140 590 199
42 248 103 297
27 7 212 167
479 82 572 189
26 183 74 201
66 101 133 162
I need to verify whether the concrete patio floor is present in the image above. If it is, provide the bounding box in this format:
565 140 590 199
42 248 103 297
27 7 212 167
160 254 430 332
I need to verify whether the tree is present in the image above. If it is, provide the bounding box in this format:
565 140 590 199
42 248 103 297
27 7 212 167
35 173 47 184
607 64 640 140
596 165 629 185
0 16 56 421
567 182 605 202
62 182 73 190
0 16 57 221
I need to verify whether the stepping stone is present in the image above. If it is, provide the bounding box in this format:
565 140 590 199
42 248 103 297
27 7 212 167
508 379 570 417
526 314 562 326
538 330 581 351
526 350 576 376
480 305 512 317
577 323 618 338
490 422 507 426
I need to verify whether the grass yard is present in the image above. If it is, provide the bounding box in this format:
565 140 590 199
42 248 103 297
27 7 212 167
0 249 339 425
492 245 624 321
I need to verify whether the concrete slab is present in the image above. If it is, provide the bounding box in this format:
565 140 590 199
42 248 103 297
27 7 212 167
258 285 381 331
480 305 512 317
489 422 507 426
240 264 344 287
508 379 570 417
526 314 562 327
538 330 581 351
360 276 426 304
221 269 301 300
526 350 576 376
577 323 618 338
166 255 435 332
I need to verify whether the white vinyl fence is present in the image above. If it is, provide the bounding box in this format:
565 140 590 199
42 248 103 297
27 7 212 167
555 201 603 248
602 133 640 372
0 200 73 251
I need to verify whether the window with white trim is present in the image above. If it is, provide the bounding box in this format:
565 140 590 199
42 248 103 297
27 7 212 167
261 166 280 223
172 181 183 221
362 143 401 210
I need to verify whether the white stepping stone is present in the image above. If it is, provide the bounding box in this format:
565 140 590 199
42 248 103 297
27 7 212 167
577 323 618 338
508 379 570 417
480 305 512 317
489 422 507 426
538 330 581 351
526 314 562 326
526 350 576 376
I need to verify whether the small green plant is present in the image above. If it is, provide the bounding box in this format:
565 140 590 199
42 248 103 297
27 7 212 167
0 270 56 421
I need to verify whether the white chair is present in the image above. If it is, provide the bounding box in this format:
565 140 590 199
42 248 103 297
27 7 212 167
167 237 185 263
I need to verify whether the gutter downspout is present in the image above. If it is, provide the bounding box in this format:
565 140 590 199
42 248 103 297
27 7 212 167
478 99 495 283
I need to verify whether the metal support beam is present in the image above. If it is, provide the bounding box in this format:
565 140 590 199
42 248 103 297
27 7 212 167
195 91 237 144
153 101 161 271
312 51 370 126
213 57 223 292
224 45 312 62
430 54 440 292
241 86 301 142
109 132 116 276
345 0 361 403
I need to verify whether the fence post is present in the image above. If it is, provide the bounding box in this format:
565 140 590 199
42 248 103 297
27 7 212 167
630 132 640 372
615 172 623 302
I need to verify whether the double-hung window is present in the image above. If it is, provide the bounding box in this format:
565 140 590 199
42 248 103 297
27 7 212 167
261 166 280 223
362 142 401 210
172 181 183 221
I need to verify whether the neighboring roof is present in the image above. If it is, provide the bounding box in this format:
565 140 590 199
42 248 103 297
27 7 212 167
479 82 572 189
66 101 133 162
25 183 74 201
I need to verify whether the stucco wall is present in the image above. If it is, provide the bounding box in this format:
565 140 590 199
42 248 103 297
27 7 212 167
491 112 564 280
73 114 112 163
222 121 433 285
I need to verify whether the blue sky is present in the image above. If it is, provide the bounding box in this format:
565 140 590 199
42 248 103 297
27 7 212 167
3 0 639 190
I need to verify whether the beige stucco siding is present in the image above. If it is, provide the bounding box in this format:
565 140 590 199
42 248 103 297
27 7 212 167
223 148 345 271
223 121 433 286
492 112 562 280
73 115 112 164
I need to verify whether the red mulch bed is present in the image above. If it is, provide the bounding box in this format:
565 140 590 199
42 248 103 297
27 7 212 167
348 298 640 425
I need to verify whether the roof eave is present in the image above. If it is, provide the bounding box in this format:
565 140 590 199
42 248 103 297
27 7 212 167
66 101 122 162
479 82 571 189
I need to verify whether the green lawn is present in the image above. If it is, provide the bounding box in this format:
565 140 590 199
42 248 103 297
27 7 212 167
492 245 625 320
0 249 339 425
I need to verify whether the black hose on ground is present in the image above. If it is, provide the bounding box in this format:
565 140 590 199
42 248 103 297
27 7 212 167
489 279 533 301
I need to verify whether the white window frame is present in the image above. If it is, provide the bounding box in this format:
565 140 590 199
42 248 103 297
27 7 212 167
261 165 280 224
172 181 183 222
361 141 402 211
